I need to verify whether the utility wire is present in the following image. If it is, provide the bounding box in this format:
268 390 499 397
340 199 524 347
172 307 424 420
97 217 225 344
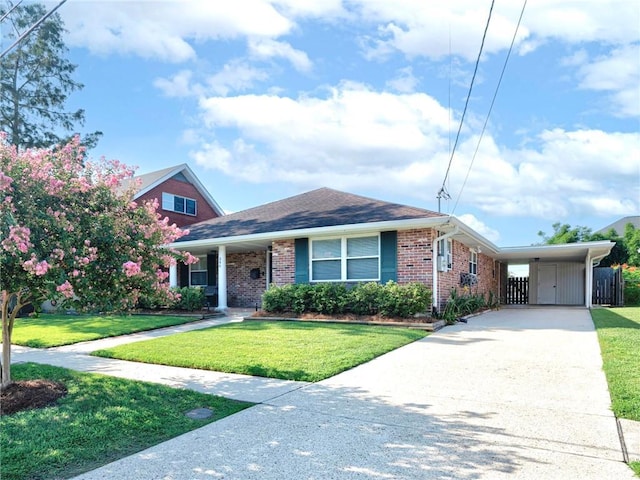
451 0 528 215
0 0 67 59
0 0 24 24
438 0 495 209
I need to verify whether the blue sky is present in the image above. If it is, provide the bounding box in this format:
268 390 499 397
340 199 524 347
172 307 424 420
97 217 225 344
27 1 640 245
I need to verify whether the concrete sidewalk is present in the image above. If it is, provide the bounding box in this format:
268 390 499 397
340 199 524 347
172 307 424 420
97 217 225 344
14 310 309 404
14 308 634 479
47 307 633 479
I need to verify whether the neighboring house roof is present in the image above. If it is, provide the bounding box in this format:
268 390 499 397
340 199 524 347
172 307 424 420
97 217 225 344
123 164 225 217
180 187 442 242
596 216 640 235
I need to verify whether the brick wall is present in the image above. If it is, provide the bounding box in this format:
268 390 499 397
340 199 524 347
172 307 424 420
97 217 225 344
227 251 266 308
397 228 435 285
137 177 220 227
269 231 500 311
436 241 499 309
271 239 295 285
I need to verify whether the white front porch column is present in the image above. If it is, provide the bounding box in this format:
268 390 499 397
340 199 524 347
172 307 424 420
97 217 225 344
169 264 178 288
585 253 592 308
217 245 228 310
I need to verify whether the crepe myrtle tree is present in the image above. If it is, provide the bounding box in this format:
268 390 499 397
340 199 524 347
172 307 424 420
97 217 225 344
0 134 195 389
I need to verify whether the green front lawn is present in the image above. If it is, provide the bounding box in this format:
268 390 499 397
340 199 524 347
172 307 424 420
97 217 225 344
1 363 252 480
590 307 640 476
10 313 201 348
93 321 429 382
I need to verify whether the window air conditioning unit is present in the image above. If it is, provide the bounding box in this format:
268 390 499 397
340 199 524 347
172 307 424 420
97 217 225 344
437 256 447 272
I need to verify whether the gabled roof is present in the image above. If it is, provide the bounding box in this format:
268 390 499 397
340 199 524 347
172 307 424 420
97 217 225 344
123 164 224 216
179 187 441 242
596 216 640 236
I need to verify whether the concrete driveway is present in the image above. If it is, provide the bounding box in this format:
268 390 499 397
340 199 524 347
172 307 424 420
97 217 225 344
73 307 632 479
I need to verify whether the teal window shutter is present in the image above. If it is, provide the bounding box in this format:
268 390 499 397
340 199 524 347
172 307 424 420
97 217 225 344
380 231 397 283
179 263 189 287
295 238 310 284
207 254 217 286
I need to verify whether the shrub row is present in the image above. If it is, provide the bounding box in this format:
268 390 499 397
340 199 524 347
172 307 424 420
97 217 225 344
137 286 204 312
261 281 432 318
440 288 497 325
621 265 640 305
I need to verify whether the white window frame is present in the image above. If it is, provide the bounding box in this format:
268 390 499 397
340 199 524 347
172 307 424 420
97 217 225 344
310 234 380 282
469 249 478 275
161 192 197 216
190 255 207 286
438 237 453 270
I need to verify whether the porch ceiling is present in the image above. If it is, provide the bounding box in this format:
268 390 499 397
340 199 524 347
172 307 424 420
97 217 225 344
184 239 273 257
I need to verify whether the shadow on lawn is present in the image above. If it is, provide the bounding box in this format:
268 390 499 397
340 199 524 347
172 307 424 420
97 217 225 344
591 308 640 330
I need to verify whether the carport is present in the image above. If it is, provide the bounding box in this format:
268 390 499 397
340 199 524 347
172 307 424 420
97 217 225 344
496 241 614 307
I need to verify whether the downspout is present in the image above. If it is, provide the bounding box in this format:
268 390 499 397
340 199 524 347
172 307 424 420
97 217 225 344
433 226 459 313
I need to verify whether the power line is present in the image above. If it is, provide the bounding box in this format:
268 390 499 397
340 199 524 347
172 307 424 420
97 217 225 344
0 0 24 24
451 0 528 215
0 0 67 60
437 0 495 211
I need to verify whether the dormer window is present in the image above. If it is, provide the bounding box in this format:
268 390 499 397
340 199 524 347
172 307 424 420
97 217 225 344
162 192 197 216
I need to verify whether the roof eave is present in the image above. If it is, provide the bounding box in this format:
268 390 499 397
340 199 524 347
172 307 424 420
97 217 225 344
134 164 225 217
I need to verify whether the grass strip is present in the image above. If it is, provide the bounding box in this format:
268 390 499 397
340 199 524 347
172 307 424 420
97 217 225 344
93 320 429 382
1 363 252 480
591 307 640 422
10 313 202 347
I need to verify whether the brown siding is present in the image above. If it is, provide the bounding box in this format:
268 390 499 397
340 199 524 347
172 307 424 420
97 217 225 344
137 178 220 227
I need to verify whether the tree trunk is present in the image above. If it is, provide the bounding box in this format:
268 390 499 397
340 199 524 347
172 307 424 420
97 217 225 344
1 316 11 390
1 290 23 391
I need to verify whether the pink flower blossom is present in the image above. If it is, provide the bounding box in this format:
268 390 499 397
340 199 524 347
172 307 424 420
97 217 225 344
122 260 142 277
0 171 13 192
56 281 75 299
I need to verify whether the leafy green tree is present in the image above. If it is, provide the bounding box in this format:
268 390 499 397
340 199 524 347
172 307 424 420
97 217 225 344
624 224 640 266
538 221 640 267
0 2 101 149
537 222 593 244
0 135 194 389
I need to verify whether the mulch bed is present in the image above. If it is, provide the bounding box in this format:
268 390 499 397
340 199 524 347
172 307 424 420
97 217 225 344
1 379 67 416
252 311 439 324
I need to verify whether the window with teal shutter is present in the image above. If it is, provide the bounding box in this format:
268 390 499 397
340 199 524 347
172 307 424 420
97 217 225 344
309 235 380 282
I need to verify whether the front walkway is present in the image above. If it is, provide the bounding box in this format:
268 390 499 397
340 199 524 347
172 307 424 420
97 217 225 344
15 308 634 479
13 309 308 404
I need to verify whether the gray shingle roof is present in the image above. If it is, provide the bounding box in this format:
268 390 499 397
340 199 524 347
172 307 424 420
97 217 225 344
178 188 441 241
596 216 640 235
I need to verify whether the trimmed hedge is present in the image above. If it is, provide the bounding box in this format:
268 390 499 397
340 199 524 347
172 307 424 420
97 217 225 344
261 281 432 318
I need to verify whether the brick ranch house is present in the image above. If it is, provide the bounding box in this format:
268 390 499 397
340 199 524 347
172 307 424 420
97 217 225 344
168 188 614 312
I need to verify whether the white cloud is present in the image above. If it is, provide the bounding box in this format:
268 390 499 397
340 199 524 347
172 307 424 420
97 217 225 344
206 60 270 96
190 84 639 218
353 0 639 60
575 44 640 117
386 66 419 93
154 61 269 98
248 38 313 72
153 70 199 98
61 0 294 61
456 214 500 243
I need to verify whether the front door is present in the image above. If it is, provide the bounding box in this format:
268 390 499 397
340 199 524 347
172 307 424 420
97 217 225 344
538 264 557 304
